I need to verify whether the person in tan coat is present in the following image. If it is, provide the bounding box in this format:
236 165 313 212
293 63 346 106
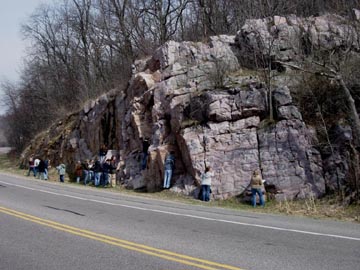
250 170 265 207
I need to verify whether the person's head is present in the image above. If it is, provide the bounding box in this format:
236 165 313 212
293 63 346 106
170 151 175 155
205 166 211 172
253 170 260 176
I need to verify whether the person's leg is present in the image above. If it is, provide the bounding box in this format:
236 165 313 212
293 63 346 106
251 188 257 207
83 170 88 185
101 172 105 186
205 185 211 201
98 172 102 186
44 169 48 180
60 175 64 182
89 171 94 184
111 174 116 187
163 170 169 188
258 189 265 207
76 176 80 184
201 185 206 201
141 153 148 170
95 173 100 186
103 173 108 187
94 173 98 186
166 170 173 188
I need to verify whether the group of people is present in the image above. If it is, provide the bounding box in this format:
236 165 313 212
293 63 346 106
145 144 266 206
27 142 266 206
27 155 51 180
74 156 117 187
27 146 118 187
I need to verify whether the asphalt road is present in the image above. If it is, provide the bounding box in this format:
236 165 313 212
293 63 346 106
0 173 359 270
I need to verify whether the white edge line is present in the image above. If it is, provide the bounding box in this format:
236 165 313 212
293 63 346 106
1 180 360 242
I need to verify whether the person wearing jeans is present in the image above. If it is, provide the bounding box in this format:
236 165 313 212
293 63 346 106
201 166 214 202
250 170 265 207
163 151 175 189
93 158 102 187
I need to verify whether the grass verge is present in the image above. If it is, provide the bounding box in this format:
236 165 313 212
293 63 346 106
1 153 359 223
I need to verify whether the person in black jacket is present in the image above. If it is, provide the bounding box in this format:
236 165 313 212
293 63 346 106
37 159 46 180
141 139 150 170
93 158 102 186
102 158 117 187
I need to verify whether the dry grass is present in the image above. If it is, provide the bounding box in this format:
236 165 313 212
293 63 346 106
270 195 360 222
1 153 359 223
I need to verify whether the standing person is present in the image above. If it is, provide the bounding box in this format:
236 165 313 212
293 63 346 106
34 157 40 178
200 166 214 202
83 159 90 186
116 152 126 184
99 144 108 164
141 138 150 170
163 151 175 189
250 170 265 207
101 159 113 187
109 155 118 187
88 159 95 184
44 159 50 180
37 159 46 180
93 158 102 187
75 161 83 184
27 155 36 177
56 163 66 183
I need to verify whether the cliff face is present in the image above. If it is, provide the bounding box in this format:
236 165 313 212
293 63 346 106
23 11 359 199
235 12 360 66
21 31 326 201
23 12 360 200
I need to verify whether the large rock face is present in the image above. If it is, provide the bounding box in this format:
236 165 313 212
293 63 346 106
235 12 360 67
22 28 329 200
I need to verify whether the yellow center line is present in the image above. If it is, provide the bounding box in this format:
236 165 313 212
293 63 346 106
0 206 244 270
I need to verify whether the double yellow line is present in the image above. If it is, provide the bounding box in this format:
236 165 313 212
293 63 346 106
0 206 243 270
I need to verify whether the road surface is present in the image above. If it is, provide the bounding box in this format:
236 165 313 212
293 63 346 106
0 173 359 270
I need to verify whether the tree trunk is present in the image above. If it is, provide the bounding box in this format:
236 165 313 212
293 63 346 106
337 76 360 148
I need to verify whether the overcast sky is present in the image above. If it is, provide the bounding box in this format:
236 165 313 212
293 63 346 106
0 0 46 82
0 0 48 115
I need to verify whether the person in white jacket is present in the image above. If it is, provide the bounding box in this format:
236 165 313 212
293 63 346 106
56 163 66 183
200 166 214 201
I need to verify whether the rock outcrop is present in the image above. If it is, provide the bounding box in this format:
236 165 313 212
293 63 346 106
25 10 360 201
235 11 360 68
21 32 326 201
41 7 360 200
